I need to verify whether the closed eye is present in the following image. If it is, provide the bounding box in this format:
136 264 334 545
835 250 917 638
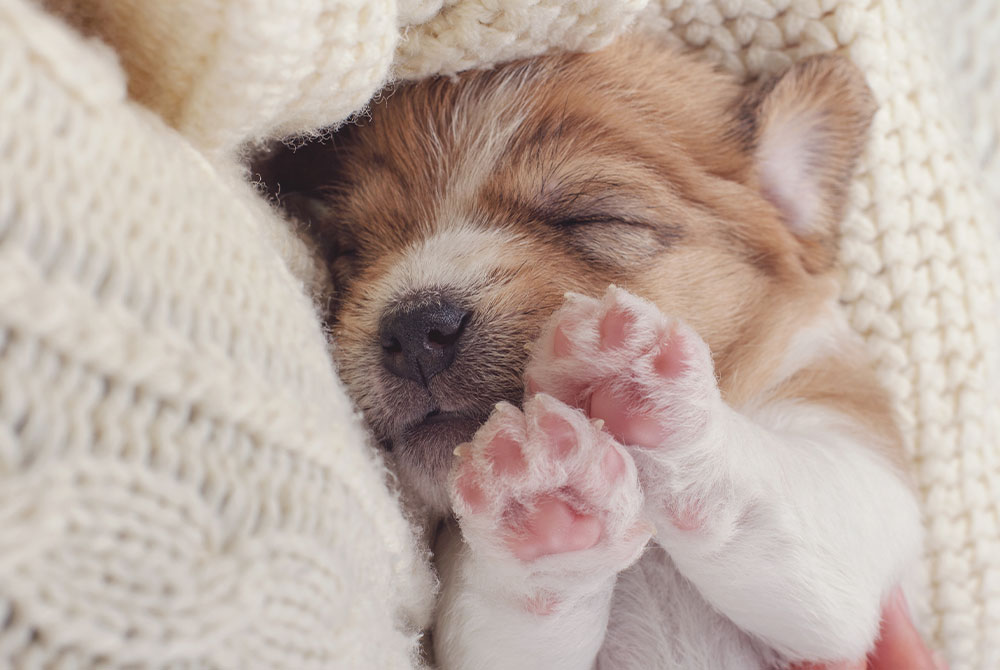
544 211 684 251
551 214 651 228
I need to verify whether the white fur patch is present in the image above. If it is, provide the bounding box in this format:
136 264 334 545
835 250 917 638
435 288 922 668
377 225 530 306
757 109 825 234
768 303 852 390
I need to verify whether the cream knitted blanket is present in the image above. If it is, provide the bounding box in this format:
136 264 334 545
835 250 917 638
2 0 998 669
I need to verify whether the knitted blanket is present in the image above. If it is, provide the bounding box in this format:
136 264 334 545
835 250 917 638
2 0 998 669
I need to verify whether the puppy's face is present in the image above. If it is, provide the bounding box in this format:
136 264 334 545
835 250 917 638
257 40 875 514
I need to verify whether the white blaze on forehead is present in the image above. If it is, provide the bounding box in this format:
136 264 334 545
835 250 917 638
367 70 537 310
438 68 535 213
379 224 529 304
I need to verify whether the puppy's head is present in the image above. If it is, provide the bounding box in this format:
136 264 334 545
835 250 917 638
255 40 875 514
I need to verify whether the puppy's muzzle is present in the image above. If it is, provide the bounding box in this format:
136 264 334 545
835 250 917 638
379 294 470 385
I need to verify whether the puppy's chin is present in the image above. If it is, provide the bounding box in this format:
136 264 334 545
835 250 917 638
387 414 483 517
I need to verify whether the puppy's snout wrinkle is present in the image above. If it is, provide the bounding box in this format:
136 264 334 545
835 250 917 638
379 298 470 384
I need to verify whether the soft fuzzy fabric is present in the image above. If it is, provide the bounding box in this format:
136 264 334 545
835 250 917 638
0 2 433 668
2 0 998 669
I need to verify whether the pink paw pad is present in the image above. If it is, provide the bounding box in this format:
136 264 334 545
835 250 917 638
552 324 574 358
525 373 542 395
487 433 526 475
602 444 626 483
506 495 602 561
450 395 649 575
589 384 669 449
599 306 635 350
653 333 687 379
455 464 487 513
525 286 716 458
521 590 560 616
666 498 706 532
537 412 577 459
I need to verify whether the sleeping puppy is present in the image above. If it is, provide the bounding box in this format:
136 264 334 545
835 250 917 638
255 37 922 670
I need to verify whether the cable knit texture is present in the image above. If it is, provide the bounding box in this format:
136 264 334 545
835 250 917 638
0 2 434 668
2 0 998 669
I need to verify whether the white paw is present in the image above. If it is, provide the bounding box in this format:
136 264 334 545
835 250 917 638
451 394 651 609
524 286 724 532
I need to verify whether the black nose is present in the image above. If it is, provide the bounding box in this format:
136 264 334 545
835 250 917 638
379 298 470 384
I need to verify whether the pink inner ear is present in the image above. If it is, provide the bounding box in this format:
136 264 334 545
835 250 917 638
757 110 824 236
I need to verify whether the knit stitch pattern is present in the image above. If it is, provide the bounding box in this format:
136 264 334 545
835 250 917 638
3 0 999 669
918 0 1000 213
40 0 401 157
0 2 433 668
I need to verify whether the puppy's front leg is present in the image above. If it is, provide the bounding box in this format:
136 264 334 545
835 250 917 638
527 287 923 665
435 395 651 670
434 525 619 670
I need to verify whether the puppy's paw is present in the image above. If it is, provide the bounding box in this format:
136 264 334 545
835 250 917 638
450 394 650 600
524 286 730 537
525 285 720 452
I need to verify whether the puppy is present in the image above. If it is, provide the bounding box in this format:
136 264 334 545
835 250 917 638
255 37 922 670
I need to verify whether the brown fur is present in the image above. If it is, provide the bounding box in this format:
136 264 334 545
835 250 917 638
253 37 899 510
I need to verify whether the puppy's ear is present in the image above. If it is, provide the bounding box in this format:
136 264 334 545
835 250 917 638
249 139 343 227
741 55 875 265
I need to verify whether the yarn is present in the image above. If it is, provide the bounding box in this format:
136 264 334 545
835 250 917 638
0 1 434 668
3 0 998 668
